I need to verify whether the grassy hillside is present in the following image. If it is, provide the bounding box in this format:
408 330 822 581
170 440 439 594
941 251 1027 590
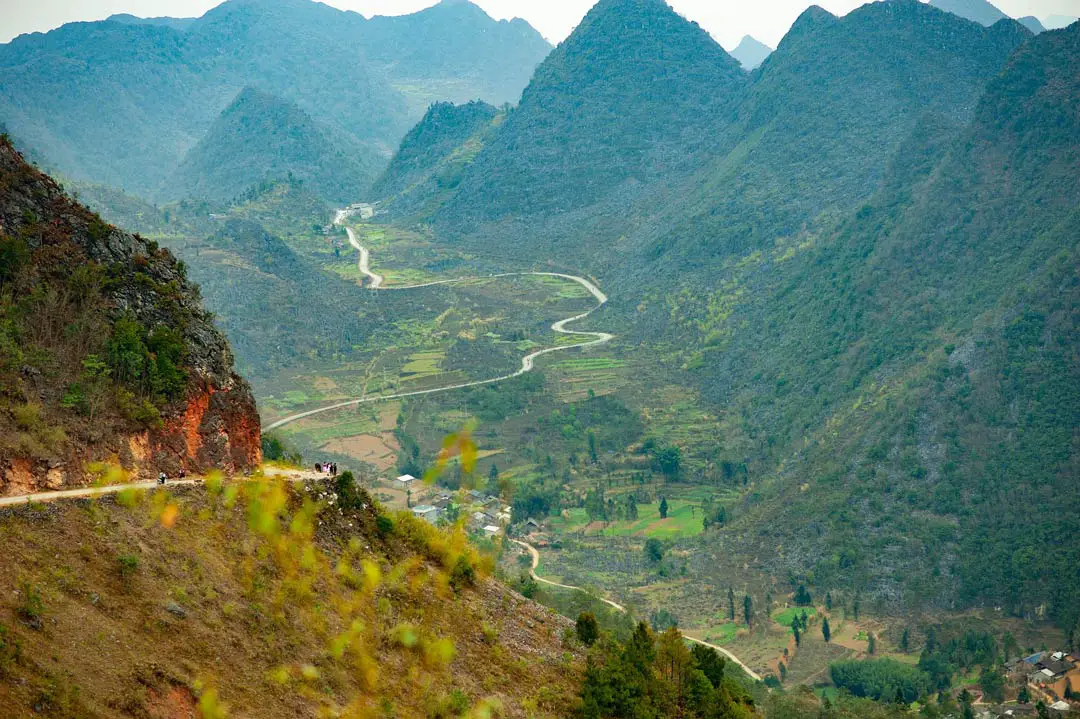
161 87 382 205
0 475 584 717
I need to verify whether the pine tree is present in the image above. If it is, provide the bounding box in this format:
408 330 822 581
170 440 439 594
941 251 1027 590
588 431 598 463
900 627 910 653
853 595 860 621
743 594 753 628
728 587 735 621
825 592 832 611
793 620 801 647
868 632 876 654
822 617 831 643
659 496 669 519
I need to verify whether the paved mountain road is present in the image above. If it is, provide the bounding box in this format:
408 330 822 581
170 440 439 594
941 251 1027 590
265 217 613 432
510 539 764 681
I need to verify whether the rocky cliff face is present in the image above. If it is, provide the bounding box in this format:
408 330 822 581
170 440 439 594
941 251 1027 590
0 136 260 491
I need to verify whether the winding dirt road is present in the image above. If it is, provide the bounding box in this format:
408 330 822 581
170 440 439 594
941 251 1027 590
265 219 613 432
511 538 764 682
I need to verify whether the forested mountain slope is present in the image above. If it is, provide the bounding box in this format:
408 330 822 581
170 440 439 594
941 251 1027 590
417 0 1028 268
0 136 260 493
161 87 382 205
673 20 1080 624
372 100 502 219
637 0 1031 263
436 0 749 226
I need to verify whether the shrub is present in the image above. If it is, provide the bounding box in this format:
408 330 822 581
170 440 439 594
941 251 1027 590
18 580 44 625
376 514 394 536
116 554 139 586
576 612 600 646
449 555 475 591
0 622 19 675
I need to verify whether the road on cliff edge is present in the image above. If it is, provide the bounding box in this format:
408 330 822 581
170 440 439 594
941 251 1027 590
510 538 764 682
0 467 318 508
264 218 613 432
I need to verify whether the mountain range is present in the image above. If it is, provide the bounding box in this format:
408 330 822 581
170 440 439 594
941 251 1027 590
371 0 1078 623
0 0 550 202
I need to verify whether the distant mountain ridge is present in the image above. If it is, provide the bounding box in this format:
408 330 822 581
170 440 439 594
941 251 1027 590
928 0 1008 26
0 0 550 199
361 0 551 111
161 87 382 204
372 100 502 218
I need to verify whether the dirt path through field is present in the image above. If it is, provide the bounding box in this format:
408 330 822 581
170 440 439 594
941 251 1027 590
510 538 764 682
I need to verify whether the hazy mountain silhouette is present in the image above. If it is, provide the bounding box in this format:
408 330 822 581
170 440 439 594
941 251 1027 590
730 35 773 69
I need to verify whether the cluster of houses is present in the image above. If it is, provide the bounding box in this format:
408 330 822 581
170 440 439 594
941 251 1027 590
396 474 511 537
983 650 1080 717
1013 650 1080 706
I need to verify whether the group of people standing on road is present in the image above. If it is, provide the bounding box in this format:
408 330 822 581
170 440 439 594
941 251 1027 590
315 462 338 476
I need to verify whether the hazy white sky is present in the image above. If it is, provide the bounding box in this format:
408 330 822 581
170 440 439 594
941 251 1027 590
2 0 1078 48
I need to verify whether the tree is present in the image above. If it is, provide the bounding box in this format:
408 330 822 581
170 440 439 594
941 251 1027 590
658 497 669 519
979 666 1005 703
626 494 639 521
779 661 787 682
825 592 833 611
743 594 753 628
489 463 499 485
822 617 832 643
900 627 910 653
576 612 600 646
728 587 735 621
690 644 725 688
793 620 801 647
334 471 363 510
1018 685 1030 703
644 538 664 563
853 595 860 621
794 584 812 606
868 632 876 654
588 431 598 463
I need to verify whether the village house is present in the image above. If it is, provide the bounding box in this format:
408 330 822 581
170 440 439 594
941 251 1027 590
411 504 440 525
394 474 416 491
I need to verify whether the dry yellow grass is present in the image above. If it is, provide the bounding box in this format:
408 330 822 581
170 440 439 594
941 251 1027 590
0 479 582 718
